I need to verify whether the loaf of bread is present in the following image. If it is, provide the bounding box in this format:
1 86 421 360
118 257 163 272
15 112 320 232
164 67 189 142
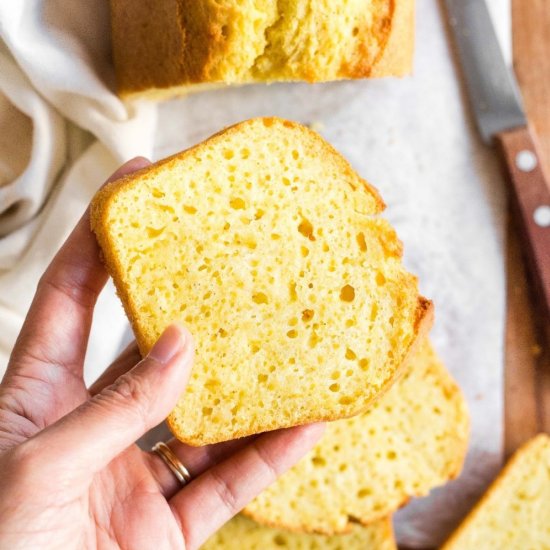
244 339 469 534
441 434 550 550
91 117 431 446
110 0 415 100
201 514 395 550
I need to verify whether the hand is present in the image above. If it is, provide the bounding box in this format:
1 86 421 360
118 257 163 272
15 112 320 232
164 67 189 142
0 159 325 550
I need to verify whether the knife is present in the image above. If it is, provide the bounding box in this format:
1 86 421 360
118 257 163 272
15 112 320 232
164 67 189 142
443 0 550 325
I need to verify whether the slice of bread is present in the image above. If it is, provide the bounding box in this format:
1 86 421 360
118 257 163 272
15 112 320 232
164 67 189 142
442 434 550 550
201 514 396 550
110 0 414 100
91 117 432 446
244 339 469 534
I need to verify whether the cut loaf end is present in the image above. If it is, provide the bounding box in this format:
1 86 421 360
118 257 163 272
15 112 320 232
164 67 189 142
91 117 432 446
110 0 415 100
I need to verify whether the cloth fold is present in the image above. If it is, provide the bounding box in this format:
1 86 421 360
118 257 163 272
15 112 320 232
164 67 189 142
0 0 154 373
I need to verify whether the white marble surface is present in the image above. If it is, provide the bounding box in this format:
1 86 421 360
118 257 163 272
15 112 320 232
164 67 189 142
154 1 508 546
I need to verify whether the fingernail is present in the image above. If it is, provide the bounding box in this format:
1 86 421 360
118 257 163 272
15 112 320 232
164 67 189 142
149 324 186 364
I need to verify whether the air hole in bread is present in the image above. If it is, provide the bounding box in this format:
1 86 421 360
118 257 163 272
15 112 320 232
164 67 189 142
345 348 357 360
340 285 355 302
146 226 165 238
230 197 246 209
273 534 287 546
312 457 326 467
309 331 321 348
298 217 315 240
357 232 367 251
250 342 260 354
289 282 298 302
301 309 314 323
252 292 269 305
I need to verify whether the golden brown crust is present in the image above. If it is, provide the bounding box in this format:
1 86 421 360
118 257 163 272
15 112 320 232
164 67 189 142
111 0 415 99
441 434 550 549
110 0 185 97
91 117 427 447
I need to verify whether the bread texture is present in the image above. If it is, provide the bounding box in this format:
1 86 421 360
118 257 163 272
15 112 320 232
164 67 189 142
110 0 415 100
442 434 550 550
90 117 431 446
244 339 469 534
201 514 396 550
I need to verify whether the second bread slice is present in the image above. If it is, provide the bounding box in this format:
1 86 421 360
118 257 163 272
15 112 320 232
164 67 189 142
91 117 431 445
244 340 469 533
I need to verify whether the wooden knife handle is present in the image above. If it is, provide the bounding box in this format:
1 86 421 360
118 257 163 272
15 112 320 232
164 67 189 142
496 125 550 326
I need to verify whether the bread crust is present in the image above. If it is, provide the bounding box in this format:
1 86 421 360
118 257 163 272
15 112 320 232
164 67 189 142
110 0 415 99
91 117 430 447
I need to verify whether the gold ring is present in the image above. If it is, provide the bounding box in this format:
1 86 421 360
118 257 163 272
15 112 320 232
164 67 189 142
152 442 192 487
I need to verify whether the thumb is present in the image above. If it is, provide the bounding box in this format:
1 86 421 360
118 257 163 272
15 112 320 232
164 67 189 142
30 324 194 476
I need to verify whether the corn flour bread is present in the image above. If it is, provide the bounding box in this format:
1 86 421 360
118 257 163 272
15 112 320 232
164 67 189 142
442 434 550 550
244 339 469 534
110 0 415 100
91 117 432 446
201 514 396 550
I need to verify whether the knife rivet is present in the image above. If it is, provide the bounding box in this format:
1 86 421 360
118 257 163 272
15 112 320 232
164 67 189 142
516 150 538 172
534 206 550 228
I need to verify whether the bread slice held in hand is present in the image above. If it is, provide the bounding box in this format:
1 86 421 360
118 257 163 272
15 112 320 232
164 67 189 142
244 339 469 533
441 434 550 550
201 514 396 550
91 117 432 446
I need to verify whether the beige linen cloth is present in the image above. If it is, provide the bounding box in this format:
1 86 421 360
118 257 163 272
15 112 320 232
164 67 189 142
0 1 511 546
0 2 155 377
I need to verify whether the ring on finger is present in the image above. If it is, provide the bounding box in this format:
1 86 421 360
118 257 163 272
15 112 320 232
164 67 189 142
152 441 193 487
